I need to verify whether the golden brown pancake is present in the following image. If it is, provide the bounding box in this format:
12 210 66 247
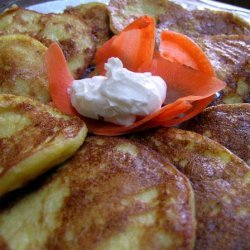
0 5 41 36
0 94 87 197
108 0 172 34
186 103 250 165
108 0 250 36
0 136 196 250
132 127 250 250
157 7 250 38
196 35 250 104
0 34 50 104
0 6 95 79
65 2 112 49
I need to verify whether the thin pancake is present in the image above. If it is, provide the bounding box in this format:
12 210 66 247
0 34 50 104
65 3 112 49
0 94 87 197
196 35 250 104
186 104 250 165
0 136 196 250
0 6 95 79
133 127 250 250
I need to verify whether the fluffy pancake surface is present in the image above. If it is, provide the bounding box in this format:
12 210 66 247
186 103 250 165
0 136 196 250
0 34 50 103
133 127 250 250
0 94 87 197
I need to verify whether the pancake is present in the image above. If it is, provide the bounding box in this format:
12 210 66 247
65 2 112 49
0 6 96 79
108 0 250 36
0 94 87 197
0 34 50 104
133 127 250 249
157 7 250 39
196 35 250 104
0 5 41 36
186 104 250 165
108 0 171 34
0 136 196 250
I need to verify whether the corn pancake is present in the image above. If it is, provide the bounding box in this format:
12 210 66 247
186 104 250 165
108 0 250 36
0 34 50 104
0 6 95 79
132 127 250 250
196 35 250 104
0 94 87 197
65 2 112 49
0 136 196 250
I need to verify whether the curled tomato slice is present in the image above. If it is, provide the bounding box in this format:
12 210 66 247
95 15 155 74
45 16 226 136
45 42 77 115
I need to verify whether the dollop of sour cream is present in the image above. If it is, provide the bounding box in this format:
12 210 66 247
70 57 167 126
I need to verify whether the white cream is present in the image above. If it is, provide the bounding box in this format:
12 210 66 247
70 57 167 126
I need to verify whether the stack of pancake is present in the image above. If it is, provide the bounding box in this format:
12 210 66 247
0 1 249 249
